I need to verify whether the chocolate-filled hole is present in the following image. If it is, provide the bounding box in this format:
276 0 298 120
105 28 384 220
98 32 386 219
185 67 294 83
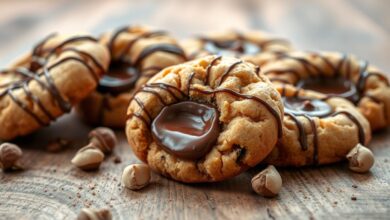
283 97 333 118
151 101 220 160
204 40 260 57
296 77 359 103
97 61 140 94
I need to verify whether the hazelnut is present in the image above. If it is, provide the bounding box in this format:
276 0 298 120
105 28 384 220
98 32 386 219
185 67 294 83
77 208 112 220
251 165 282 197
89 127 117 154
0 143 23 171
346 143 375 173
122 164 151 190
71 145 104 171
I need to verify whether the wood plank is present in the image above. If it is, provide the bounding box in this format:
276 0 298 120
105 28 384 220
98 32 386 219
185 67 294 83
0 0 389 219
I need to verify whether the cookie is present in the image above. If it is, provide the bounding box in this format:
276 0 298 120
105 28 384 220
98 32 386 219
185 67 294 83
125 55 284 183
77 26 187 128
182 30 291 66
264 84 371 166
262 51 390 131
0 34 110 140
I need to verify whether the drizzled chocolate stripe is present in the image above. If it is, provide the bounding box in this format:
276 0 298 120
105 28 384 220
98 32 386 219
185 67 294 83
218 60 243 86
285 112 308 151
133 44 186 67
302 114 319 164
331 111 365 144
0 35 104 126
128 58 283 140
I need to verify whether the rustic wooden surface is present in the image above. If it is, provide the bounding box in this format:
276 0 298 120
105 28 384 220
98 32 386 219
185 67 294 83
0 0 389 219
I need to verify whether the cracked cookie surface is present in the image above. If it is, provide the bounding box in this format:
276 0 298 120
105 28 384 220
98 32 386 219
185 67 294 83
182 30 291 66
264 84 371 166
77 26 187 128
262 51 390 131
0 34 109 140
125 55 283 183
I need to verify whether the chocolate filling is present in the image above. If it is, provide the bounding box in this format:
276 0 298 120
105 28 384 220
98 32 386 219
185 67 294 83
297 77 359 103
283 97 333 118
97 61 139 94
151 101 220 160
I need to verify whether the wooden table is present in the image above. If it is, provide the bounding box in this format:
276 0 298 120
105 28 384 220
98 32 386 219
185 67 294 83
0 0 389 219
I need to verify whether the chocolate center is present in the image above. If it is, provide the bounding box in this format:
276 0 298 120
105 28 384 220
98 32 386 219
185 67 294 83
204 40 260 56
296 77 359 103
97 61 139 94
151 101 220 160
283 97 332 117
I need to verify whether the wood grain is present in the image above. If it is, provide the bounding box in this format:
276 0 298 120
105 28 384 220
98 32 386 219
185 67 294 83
0 0 389 219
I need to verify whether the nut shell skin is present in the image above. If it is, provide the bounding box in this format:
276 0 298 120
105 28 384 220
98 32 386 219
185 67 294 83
89 127 117 154
346 144 375 173
122 164 151 190
71 145 105 171
77 208 112 220
251 165 282 197
0 143 23 171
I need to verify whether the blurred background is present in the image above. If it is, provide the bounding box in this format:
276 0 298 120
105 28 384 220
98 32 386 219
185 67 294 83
0 0 389 71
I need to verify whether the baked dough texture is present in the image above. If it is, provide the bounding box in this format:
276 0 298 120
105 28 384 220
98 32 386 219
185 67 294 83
0 34 110 140
126 56 284 183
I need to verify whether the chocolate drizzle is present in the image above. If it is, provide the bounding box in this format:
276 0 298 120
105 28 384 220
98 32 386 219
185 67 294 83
127 57 283 159
99 26 186 95
266 52 390 123
267 53 390 99
0 35 104 126
280 85 366 165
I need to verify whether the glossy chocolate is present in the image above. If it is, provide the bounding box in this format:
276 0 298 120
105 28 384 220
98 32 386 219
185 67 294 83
97 61 139 94
100 27 186 96
283 96 333 118
151 101 220 160
297 77 359 103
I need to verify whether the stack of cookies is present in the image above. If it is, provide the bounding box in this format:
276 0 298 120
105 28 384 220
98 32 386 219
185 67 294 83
0 25 388 187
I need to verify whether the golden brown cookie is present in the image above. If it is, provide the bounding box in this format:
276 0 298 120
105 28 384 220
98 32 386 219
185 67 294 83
77 26 187 128
264 84 371 166
182 30 291 66
0 34 110 140
125 55 284 183
262 51 390 131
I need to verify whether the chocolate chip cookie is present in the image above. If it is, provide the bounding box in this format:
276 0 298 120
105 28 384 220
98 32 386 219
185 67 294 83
182 30 291 66
77 26 187 128
0 34 109 140
262 51 390 131
125 55 284 182
264 84 371 166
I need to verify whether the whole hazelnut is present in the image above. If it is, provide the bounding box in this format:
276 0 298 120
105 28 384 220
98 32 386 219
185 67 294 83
346 143 375 173
89 127 117 154
251 165 282 197
77 208 112 220
71 145 105 171
122 164 151 190
0 143 23 171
